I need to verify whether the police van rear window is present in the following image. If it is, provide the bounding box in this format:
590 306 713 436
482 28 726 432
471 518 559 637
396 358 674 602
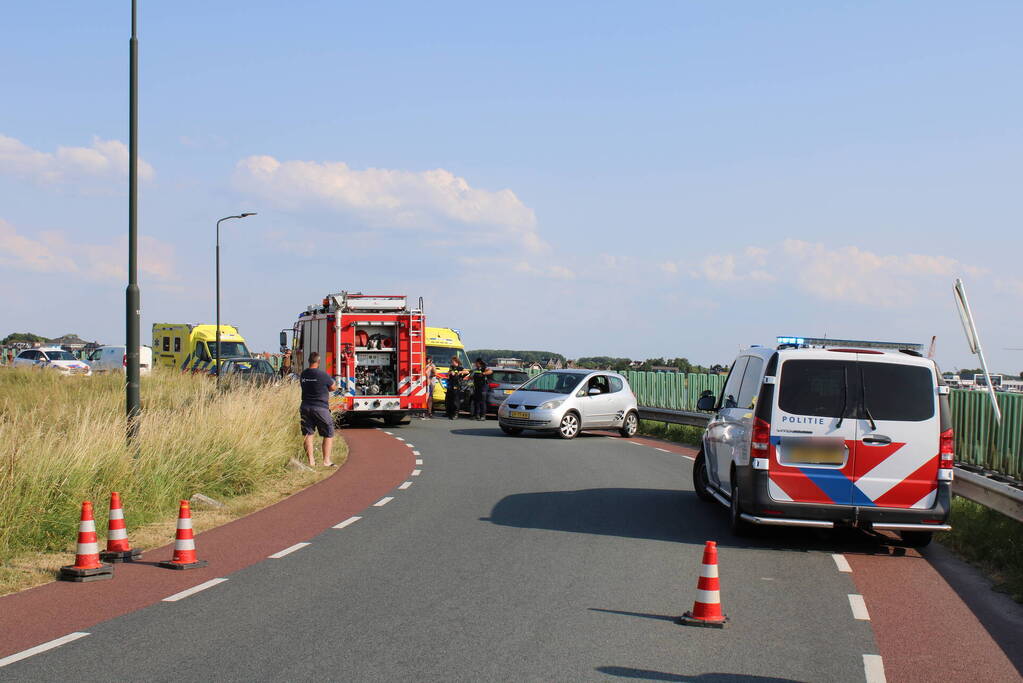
779 360 934 422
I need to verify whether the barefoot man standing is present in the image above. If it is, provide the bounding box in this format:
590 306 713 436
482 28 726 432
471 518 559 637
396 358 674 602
299 352 337 468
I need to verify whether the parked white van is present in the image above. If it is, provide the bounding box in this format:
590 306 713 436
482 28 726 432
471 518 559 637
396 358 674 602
693 336 953 547
86 346 153 375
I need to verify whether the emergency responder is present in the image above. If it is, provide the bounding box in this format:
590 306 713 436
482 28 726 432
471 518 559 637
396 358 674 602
470 358 493 420
445 356 470 419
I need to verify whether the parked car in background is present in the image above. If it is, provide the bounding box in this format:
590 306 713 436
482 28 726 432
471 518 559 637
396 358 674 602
214 357 278 386
13 347 92 375
486 367 531 414
497 369 639 439
86 345 153 375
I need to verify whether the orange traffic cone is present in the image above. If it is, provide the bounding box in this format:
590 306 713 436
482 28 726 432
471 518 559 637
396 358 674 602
158 500 208 570
99 492 142 562
678 541 728 628
59 501 115 582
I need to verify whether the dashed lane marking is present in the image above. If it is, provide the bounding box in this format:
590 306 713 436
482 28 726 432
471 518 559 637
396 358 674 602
655 447 670 453
848 594 870 620
415 459 423 465
863 654 886 683
405 443 415 448
412 450 421 455
162 578 228 602
332 516 362 529
0 632 90 668
268 542 311 559
383 431 393 435
412 469 422 476
373 496 394 507
399 481 413 490
395 437 405 441
832 554 852 573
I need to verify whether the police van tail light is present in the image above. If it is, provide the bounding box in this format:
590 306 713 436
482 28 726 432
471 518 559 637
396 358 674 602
751 417 771 453
937 428 955 481
122 354 127 367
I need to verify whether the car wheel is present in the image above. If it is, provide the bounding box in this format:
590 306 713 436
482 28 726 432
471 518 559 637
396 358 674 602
899 530 933 547
618 411 639 438
557 412 580 439
729 481 753 537
500 424 523 436
692 451 715 503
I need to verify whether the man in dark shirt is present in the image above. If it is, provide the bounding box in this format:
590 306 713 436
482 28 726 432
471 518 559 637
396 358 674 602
300 352 337 467
470 358 493 421
445 356 470 419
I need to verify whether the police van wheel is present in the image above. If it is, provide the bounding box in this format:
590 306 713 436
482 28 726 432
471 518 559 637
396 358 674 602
729 481 753 537
500 424 523 436
899 530 933 547
692 451 715 503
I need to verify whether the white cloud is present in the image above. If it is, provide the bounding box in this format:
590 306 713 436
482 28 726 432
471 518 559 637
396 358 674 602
0 218 174 282
678 239 984 306
233 155 543 251
0 133 154 185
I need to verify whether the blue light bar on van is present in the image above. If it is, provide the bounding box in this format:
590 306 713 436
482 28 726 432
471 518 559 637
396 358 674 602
777 336 924 351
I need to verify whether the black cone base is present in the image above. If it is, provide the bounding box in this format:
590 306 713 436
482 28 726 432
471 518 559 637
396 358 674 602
157 559 208 570
100 548 143 563
59 563 114 582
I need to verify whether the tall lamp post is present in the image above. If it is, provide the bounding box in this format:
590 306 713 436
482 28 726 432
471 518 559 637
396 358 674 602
125 0 141 438
216 213 257 385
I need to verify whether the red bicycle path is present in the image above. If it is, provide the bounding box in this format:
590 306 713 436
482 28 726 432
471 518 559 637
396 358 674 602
0 427 413 659
621 434 1022 683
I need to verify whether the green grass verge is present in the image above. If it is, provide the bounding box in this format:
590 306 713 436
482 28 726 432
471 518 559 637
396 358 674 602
938 497 1023 602
0 368 307 565
637 419 703 448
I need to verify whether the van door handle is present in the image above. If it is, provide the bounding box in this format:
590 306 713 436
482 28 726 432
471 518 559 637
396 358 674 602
861 436 892 445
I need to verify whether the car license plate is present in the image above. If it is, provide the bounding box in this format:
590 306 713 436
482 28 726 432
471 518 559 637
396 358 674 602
504 389 514 395
510 411 529 419
787 444 846 465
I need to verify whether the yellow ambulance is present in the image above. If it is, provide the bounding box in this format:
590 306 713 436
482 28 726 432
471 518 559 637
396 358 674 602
426 327 471 404
152 323 251 371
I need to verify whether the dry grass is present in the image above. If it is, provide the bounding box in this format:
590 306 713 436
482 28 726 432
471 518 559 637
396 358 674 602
0 367 345 596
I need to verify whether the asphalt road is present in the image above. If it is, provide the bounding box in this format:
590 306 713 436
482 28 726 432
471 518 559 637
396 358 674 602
2 417 889 682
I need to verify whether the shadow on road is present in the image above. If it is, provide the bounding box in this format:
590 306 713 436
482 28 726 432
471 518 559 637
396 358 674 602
450 427 607 439
483 487 921 554
596 666 801 682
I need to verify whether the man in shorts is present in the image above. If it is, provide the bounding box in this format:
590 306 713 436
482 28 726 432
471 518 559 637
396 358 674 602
300 352 337 467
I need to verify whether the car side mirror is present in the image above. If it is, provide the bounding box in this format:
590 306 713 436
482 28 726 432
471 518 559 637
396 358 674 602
696 395 717 411
588 387 602 396
279 331 288 352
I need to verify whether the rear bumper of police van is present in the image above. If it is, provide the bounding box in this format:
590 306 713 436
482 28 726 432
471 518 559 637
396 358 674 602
735 466 953 531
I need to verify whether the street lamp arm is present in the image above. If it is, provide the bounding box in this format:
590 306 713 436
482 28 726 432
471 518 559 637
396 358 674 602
214 212 256 385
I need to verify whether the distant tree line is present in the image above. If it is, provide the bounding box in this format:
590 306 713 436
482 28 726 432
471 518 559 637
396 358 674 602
1 332 48 345
468 350 567 364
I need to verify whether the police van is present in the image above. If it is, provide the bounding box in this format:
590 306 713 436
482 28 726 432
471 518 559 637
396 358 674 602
693 336 953 547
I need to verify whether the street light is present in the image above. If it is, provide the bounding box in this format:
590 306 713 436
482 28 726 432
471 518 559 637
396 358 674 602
215 213 257 385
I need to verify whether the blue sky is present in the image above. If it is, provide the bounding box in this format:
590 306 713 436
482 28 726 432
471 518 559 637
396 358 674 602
2 1 1021 372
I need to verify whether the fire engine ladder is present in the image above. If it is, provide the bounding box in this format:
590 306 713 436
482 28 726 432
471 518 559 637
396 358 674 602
408 300 425 396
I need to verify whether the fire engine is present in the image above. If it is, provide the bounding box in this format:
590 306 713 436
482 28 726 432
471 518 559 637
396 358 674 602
289 292 428 426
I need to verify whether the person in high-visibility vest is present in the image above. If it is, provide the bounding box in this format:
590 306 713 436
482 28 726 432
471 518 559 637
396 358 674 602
470 358 493 421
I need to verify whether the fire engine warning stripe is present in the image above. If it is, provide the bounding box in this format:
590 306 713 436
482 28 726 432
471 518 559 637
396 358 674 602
268 542 311 559
862 654 886 683
0 632 90 668
848 594 870 620
332 516 362 529
162 578 228 603
832 554 852 573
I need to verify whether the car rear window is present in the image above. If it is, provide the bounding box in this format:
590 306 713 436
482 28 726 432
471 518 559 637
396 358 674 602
492 370 528 384
779 359 934 422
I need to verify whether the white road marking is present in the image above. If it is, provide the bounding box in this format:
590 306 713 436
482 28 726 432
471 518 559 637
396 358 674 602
399 481 413 490
0 632 90 668
832 554 852 573
406 443 414 448
162 578 228 602
383 431 393 435
268 542 310 559
681 455 695 461
412 450 421 455
415 459 423 465
655 447 670 453
373 496 394 507
848 594 870 620
332 516 362 529
863 654 886 683
412 469 422 476
395 437 405 441
628 441 643 446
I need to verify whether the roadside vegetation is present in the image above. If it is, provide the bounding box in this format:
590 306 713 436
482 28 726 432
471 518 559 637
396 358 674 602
0 368 342 595
938 498 1023 602
637 419 703 447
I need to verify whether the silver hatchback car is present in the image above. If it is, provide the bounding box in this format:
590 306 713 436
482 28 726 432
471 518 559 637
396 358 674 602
497 369 639 439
